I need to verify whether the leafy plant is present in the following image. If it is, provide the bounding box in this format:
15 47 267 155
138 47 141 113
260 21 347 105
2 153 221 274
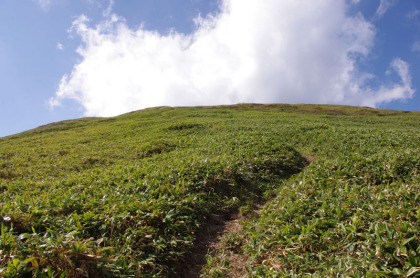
0 104 419 277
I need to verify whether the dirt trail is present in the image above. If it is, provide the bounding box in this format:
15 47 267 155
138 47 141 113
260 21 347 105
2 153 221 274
173 211 240 277
175 155 315 277
174 207 262 278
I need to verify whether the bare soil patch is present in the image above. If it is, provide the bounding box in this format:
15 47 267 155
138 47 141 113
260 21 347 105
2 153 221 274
173 211 238 277
174 156 315 277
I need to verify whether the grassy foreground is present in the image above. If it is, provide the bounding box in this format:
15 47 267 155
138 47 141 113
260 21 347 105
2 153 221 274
0 104 419 277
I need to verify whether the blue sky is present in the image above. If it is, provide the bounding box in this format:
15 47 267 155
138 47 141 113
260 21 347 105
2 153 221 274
0 0 419 137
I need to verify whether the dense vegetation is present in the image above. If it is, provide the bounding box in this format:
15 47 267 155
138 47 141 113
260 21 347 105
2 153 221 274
0 104 419 277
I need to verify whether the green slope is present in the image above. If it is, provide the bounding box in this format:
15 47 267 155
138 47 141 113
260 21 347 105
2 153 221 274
0 104 419 277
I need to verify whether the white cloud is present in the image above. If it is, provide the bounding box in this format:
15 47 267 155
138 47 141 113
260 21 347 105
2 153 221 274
49 0 415 116
374 0 397 19
56 42 64 51
407 9 420 20
361 58 414 106
35 0 60 11
36 0 110 12
413 41 420 52
36 0 52 11
102 0 114 17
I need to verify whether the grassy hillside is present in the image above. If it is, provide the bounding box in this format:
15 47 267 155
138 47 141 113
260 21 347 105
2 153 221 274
0 104 419 277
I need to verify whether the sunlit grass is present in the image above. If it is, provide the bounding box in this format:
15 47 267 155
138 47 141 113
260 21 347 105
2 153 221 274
0 104 419 277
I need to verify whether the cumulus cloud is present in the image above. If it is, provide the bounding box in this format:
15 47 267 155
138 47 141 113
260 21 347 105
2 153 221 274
49 0 415 116
360 58 414 106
